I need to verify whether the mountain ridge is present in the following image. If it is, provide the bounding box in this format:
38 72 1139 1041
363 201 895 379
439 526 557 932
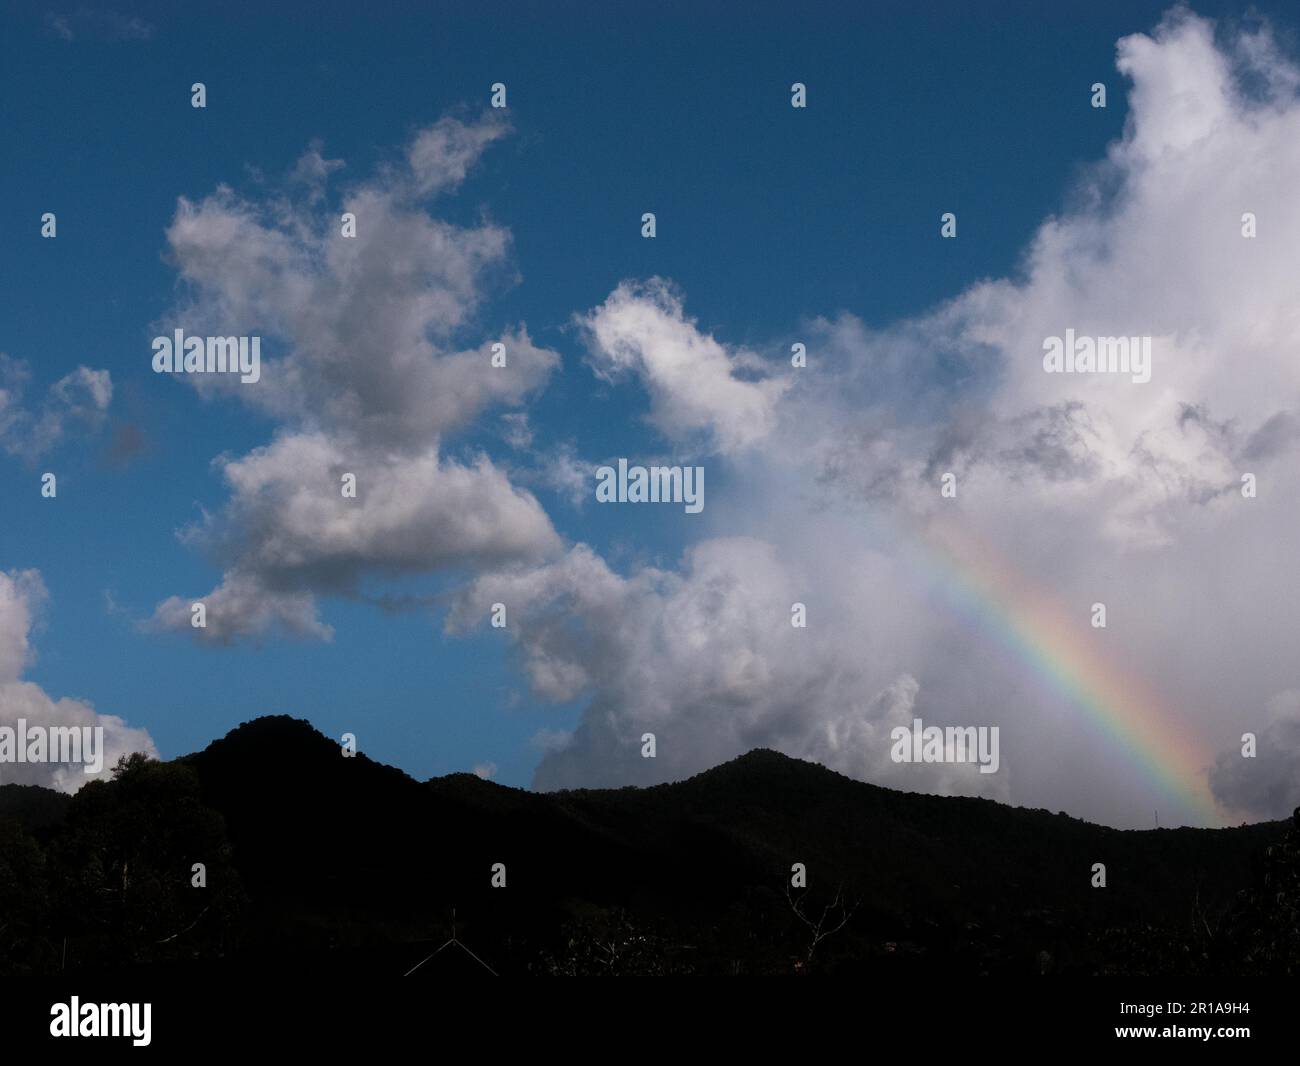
1 713 1293 976
171 714 1257 834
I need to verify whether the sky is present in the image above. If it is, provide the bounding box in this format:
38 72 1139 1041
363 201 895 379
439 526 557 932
1 0 1298 828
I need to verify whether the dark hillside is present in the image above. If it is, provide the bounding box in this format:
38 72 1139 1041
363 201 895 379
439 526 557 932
0 716 1291 976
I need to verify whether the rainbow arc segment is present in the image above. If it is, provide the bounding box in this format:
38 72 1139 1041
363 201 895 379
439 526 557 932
903 516 1224 827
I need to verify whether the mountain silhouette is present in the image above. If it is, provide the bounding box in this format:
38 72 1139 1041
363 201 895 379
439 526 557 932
0 714 1293 976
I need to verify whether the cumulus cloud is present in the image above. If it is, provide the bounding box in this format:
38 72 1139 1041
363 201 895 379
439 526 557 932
407 115 510 197
152 433 559 643
578 278 790 454
773 8 1300 824
0 355 112 459
754 10 1300 558
148 114 562 642
449 540 1007 799
0 569 45 683
0 571 156 792
451 8 1300 826
126 9 1300 825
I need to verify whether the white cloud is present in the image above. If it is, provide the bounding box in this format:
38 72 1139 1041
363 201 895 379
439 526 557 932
0 569 45 684
0 355 112 459
454 8 1300 825
149 114 562 642
151 432 560 642
578 278 790 454
450 540 1007 799
407 114 510 197
0 571 157 792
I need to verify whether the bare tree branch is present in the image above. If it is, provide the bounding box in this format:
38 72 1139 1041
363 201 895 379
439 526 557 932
154 905 211 945
786 879 862 963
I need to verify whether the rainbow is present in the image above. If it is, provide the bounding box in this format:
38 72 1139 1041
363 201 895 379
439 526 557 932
903 515 1224 828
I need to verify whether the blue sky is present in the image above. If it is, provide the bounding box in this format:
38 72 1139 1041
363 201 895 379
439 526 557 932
3 2 1299 825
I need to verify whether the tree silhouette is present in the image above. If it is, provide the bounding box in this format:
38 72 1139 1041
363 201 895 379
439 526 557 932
786 880 861 966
